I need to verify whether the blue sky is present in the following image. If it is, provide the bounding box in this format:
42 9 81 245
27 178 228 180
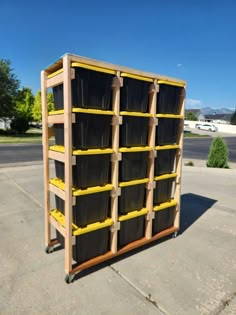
0 0 236 109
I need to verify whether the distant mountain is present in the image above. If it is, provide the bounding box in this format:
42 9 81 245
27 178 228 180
201 107 234 115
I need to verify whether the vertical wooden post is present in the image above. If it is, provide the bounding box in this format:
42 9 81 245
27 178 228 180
110 73 122 253
63 55 73 274
145 81 158 239
41 70 51 246
174 87 186 229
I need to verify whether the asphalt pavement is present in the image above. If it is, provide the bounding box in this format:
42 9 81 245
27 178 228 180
0 137 236 165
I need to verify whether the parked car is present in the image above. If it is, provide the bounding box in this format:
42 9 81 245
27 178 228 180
196 124 217 132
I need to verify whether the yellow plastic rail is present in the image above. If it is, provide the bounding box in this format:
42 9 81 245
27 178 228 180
73 218 113 236
153 200 177 212
50 210 113 236
72 62 116 75
119 178 149 188
49 108 114 116
119 208 148 222
156 114 183 119
156 144 180 150
120 111 152 118
154 173 177 181
121 72 153 82
119 146 151 153
49 178 113 196
50 209 78 232
158 80 185 88
47 69 63 79
50 145 114 155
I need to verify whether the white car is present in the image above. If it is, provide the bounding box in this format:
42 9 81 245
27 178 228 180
196 124 217 132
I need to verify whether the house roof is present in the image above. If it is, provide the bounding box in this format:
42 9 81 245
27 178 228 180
205 114 232 121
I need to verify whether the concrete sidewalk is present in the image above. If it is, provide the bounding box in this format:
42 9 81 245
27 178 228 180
0 164 235 315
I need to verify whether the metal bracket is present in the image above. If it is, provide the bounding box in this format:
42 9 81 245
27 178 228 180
149 150 157 159
146 181 156 190
149 117 158 126
149 83 159 93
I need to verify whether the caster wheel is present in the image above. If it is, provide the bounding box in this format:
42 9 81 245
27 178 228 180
172 232 178 238
65 274 75 284
45 246 54 254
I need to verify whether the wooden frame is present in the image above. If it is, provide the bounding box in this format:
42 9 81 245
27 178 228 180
41 53 186 281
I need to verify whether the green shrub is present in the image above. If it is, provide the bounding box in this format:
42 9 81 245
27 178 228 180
10 117 29 134
207 137 229 168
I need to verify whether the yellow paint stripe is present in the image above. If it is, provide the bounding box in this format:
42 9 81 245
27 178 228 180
154 173 177 181
158 80 185 87
49 110 64 115
119 208 148 222
72 108 114 115
47 69 63 79
156 145 180 150
72 62 116 75
153 200 177 212
119 178 149 187
119 146 151 153
121 72 153 82
120 111 152 117
156 114 183 119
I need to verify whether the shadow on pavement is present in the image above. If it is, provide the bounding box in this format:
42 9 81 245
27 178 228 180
180 193 217 234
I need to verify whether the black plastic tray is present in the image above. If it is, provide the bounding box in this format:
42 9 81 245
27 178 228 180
54 113 112 149
55 191 110 228
119 184 146 215
119 151 148 182
120 77 150 112
155 149 176 176
55 154 110 189
118 216 145 248
53 67 113 110
56 228 109 264
156 118 180 145
152 206 175 235
120 116 149 147
157 85 184 114
153 178 174 205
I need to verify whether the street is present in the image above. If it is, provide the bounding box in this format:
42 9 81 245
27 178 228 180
0 137 236 165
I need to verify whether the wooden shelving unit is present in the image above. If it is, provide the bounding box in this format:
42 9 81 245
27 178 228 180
41 53 186 283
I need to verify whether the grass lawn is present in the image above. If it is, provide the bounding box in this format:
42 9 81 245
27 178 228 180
184 131 210 138
0 129 42 144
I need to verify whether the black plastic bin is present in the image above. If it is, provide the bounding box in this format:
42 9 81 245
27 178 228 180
56 228 110 264
55 191 110 227
157 85 184 114
118 216 145 248
54 113 112 149
120 77 150 112
152 206 175 235
119 184 146 215
119 151 148 182
53 67 114 110
120 116 149 147
55 154 110 189
153 178 174 205
156 118 180 145
155 149 176 176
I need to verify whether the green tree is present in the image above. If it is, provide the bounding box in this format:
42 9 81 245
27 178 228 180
15 87 34 121
32 90 54 122
185 111 197 121
0 59 19 123
230 110 236 125
207 137 229 168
